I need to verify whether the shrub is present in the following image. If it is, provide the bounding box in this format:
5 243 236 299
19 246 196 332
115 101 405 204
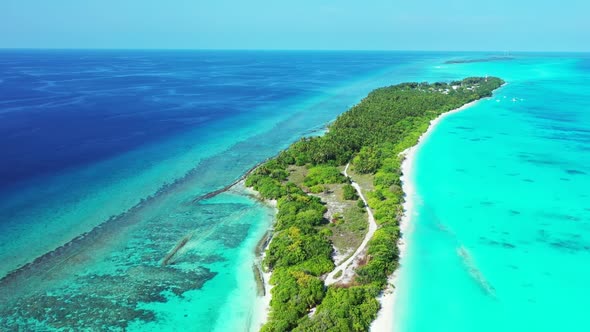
309 184 325 194
304 165 346 187
342 184 359 200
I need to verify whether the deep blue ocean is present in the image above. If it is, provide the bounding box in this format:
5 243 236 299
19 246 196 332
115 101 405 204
0 50 413 188
1 50 589 331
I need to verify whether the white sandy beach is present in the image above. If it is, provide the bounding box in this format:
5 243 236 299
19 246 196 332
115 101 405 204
370 100 479 332
249 266 273 332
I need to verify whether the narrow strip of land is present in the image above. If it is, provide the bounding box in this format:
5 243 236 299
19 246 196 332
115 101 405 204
246 77 505 331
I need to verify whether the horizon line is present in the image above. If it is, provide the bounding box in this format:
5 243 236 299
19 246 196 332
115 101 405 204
0 47 588 54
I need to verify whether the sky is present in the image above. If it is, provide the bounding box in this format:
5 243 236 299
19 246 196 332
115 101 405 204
1 0 589 51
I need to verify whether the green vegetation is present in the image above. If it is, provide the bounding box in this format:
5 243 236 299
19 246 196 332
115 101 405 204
357 199 366 209
247 77 504 331
247 166 335 331
294 286 380 332
304 165 347 188
342 184 359 200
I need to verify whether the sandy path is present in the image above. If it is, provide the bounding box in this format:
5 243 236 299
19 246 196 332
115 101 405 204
324 163 378 286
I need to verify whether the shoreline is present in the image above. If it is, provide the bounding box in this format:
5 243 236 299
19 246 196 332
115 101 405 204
250 259 273 332
240 182 276 332
369 99 480 332
249 235 273 332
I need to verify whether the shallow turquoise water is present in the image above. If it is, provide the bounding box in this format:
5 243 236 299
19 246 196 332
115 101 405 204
394 54 590 331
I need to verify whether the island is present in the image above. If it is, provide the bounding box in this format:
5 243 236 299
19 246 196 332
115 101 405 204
444 56 514 64
247 77 505 331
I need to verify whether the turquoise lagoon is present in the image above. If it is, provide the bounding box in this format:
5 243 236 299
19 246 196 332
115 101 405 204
394 54 590 332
